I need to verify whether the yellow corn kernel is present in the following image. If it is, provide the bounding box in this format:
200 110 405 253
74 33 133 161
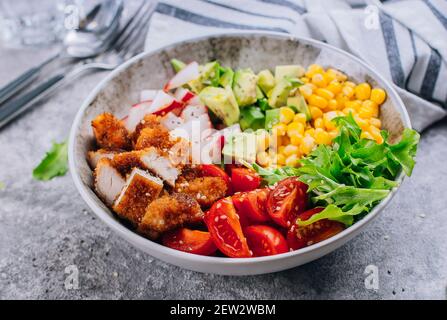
272 123 287 136
370 88 387 105
368 125 383 144
310 106 324 119
344 100 362 111
344 81 356 88
257 151 270 167
300 77 309 84
256 132 270 152
328 68 347 82
358 100 379 118
311 73 327 88
300 136 316 155
328 130 338 140
314 117 324 129
369 118 382 128
313 128 328 144
280 107 295 124
299 84 313 99
341 85 355 99
290 135 303 146
293 113 307 124
335 93 349 109
316 88 335 100
276 153 286 166
342 107 356 115
287 122 305 137
354 115 369 130
304 128 315 137
360 131 374 141
354 83 371 101
327 80 343 95
308 94 328 109
327 99 338 111
305 64 324 78
323 71 337 84
283 144 299 157
285 154 299 167
323 111 340 130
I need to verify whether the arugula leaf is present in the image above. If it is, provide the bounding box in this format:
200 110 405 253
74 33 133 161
251 163 300 185
387 128 420 176
33 141 68 181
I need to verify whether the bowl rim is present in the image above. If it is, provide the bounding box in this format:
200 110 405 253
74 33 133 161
69 31 412 266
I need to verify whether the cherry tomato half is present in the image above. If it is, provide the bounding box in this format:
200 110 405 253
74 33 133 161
244 225 289 257
199 164 232 195
232 189 270 224
267 177 308 228
231 168 261 193
162 228 217 256
287 207 345 250
205 198 252 258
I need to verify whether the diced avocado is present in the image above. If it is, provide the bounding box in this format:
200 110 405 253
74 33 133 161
256 86 265 99
188 61 221 93
275 65 305 83
257 69 276 95
265 109 281 130
240 106 265 131
219 67 234 88
199 86 240 126
171 59 186 72
257 98 271 112
268 78 304 108
233 68 258 107
288 95 311 121
222 132 257 163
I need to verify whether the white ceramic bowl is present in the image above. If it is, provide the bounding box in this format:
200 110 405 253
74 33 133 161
69 32 411 275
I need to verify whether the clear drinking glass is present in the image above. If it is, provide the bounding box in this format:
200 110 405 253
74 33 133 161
0 0 70 47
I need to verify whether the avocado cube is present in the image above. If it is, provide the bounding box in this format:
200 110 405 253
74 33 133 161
233 68 258 107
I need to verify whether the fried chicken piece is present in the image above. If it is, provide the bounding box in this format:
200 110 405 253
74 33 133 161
137 193 203 239
92 113 131 150
113 168 163 226
139 147 180 187
133 114 162 139
111 150 145 176
94 158 126 206
175 177 228 208
134 126 174 151
87 149 118 169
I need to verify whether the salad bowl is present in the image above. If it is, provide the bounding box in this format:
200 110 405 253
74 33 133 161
69 32 411 275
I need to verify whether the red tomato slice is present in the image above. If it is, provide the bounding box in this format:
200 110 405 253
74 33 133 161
287 207 345 250
199 164 232 195
231 168 261 193
244 225 289 257
162 228 217 256
205 198 252 258
267 177 308 228
232 189 270 224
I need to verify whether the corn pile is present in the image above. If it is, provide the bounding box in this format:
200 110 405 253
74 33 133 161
257 64 387 168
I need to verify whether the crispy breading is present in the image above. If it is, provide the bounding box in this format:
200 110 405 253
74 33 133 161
175 176 228 208
110 150 144 176
133 114 162 139
134 126 174 150
113 168 163 226
92 113 131 150
138 193 203 238
87 149 118 169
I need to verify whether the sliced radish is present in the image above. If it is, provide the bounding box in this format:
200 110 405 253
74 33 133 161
152 100 185 116
125 101 153 131
180 105 208 122
174 88 196 103
160 112 184 131
164 61 199 91
146 91 176 113
140 90 158 102
187 95 204 106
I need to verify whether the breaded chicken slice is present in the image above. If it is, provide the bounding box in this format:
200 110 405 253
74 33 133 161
113 168 163 226
133 114 162 139
175 177 228 208
134 126 174 151
87 149 118 169
94 158 126 206
111 150 145 176
92 113 131 150
139 147 180 187
138 193 203 238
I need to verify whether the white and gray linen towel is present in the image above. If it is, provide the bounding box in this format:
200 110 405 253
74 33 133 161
144 0 447 131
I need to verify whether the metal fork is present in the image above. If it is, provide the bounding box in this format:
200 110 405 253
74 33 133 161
0 1 156 129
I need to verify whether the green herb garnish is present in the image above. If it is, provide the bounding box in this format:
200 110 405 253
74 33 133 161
33 141 68 181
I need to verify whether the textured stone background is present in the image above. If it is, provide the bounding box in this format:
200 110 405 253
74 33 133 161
0 26 447 300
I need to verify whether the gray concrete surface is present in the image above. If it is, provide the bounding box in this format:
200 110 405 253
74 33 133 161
0 44 446 300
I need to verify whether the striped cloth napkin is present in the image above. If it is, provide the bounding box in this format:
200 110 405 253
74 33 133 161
145 0 447 131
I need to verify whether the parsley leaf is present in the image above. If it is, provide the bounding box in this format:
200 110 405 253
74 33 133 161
33 141 68 181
